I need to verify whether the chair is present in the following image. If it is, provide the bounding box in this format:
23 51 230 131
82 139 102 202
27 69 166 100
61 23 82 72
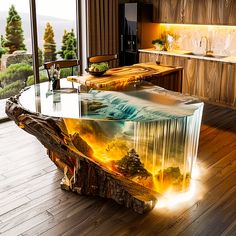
87 54 118 65
44 59 80 82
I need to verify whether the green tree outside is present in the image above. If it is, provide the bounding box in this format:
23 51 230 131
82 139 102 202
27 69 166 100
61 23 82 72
4 5 26 54
58 29 77 59
43 22 56 62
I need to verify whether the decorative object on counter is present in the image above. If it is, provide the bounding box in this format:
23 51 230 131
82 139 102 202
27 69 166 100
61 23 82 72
50 64 61 90
86 62 109 77
152 38 166 51
5 79 203 213
152 32 180 52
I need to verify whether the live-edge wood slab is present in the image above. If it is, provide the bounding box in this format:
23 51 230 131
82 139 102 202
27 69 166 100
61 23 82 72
5 94 159 214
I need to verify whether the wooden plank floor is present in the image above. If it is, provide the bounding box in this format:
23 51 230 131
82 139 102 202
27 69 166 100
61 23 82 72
0 103 235 236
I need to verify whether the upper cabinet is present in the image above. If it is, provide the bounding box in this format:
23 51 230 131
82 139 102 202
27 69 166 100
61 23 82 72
153 0 236 25
158 0 184 23
211 0 236 25
183 0 212 24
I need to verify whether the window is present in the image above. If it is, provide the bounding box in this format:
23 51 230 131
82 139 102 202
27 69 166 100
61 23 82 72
35 0 78 84
0 0 32 119
0 0 80 120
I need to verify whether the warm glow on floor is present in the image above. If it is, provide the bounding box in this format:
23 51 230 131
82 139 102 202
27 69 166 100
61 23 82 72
155 163 205 210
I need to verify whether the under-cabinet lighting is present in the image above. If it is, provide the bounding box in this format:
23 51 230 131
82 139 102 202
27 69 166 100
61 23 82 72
160 23 236 29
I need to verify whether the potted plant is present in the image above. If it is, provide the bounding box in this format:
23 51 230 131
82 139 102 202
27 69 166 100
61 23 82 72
152 38 166 51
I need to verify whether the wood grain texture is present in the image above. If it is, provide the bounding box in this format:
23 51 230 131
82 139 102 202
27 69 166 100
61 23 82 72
158 0 184 23
211 0 236 25
87 0 119 68
152 0 236 25
139 52 236 108
72 62 183 92
0 102 236 235
183 0 212 24
220 63 236 107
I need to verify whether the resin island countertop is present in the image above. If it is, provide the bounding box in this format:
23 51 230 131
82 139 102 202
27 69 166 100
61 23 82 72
6 69 203 214
18 79 200 120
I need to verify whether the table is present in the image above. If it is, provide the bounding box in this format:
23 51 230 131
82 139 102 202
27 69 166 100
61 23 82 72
6 65 202 214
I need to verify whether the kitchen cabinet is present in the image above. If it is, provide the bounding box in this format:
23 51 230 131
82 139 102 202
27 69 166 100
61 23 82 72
183 58 199 95
183 0 212 24
211 0 236 25
153 0 236 25
183 58 222 101
139 53 185 67
220 63 236 106
139 52 157 63
154 0 184 23
197 60 222 102
152 0 160 23
139 51 236 107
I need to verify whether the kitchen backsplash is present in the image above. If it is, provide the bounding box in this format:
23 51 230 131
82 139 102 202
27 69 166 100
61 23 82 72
159 24 236 56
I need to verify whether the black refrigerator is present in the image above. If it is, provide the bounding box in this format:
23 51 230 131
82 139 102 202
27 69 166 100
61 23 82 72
119 3 152 66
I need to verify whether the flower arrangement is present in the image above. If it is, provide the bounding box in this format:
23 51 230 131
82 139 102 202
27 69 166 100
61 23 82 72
152 32 179 51
152 34 168 51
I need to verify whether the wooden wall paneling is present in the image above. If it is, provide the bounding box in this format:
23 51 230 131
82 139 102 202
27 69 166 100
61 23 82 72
211 0 236 25
220 63 236 106
88 1 95 56
87 0 119 67
101 0 106 55
108 0 113 55
95 0 102 54
183 0 212 24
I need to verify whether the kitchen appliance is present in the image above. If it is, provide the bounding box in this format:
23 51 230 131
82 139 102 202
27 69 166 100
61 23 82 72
119 3 152 66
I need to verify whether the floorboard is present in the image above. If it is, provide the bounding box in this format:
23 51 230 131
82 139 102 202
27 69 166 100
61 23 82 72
0 102 236 236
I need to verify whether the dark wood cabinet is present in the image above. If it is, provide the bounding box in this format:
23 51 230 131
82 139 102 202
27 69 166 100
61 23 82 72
211 0 236 25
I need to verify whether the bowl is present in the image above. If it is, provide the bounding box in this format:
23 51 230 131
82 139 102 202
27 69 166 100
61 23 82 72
85 68 107 77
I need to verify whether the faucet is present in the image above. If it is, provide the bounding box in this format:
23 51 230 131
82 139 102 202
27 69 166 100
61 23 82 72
200 36 213 56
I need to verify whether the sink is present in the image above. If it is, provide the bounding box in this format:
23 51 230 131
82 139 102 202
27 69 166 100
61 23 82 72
185 52 226 59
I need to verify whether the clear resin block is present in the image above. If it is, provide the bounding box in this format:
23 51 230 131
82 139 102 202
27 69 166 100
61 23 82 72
61 87 204 194
19 81 203 194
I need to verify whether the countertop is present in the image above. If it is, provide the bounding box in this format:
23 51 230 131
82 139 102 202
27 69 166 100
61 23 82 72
139 48 236 64
68 62 182 90
17 78 202 121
